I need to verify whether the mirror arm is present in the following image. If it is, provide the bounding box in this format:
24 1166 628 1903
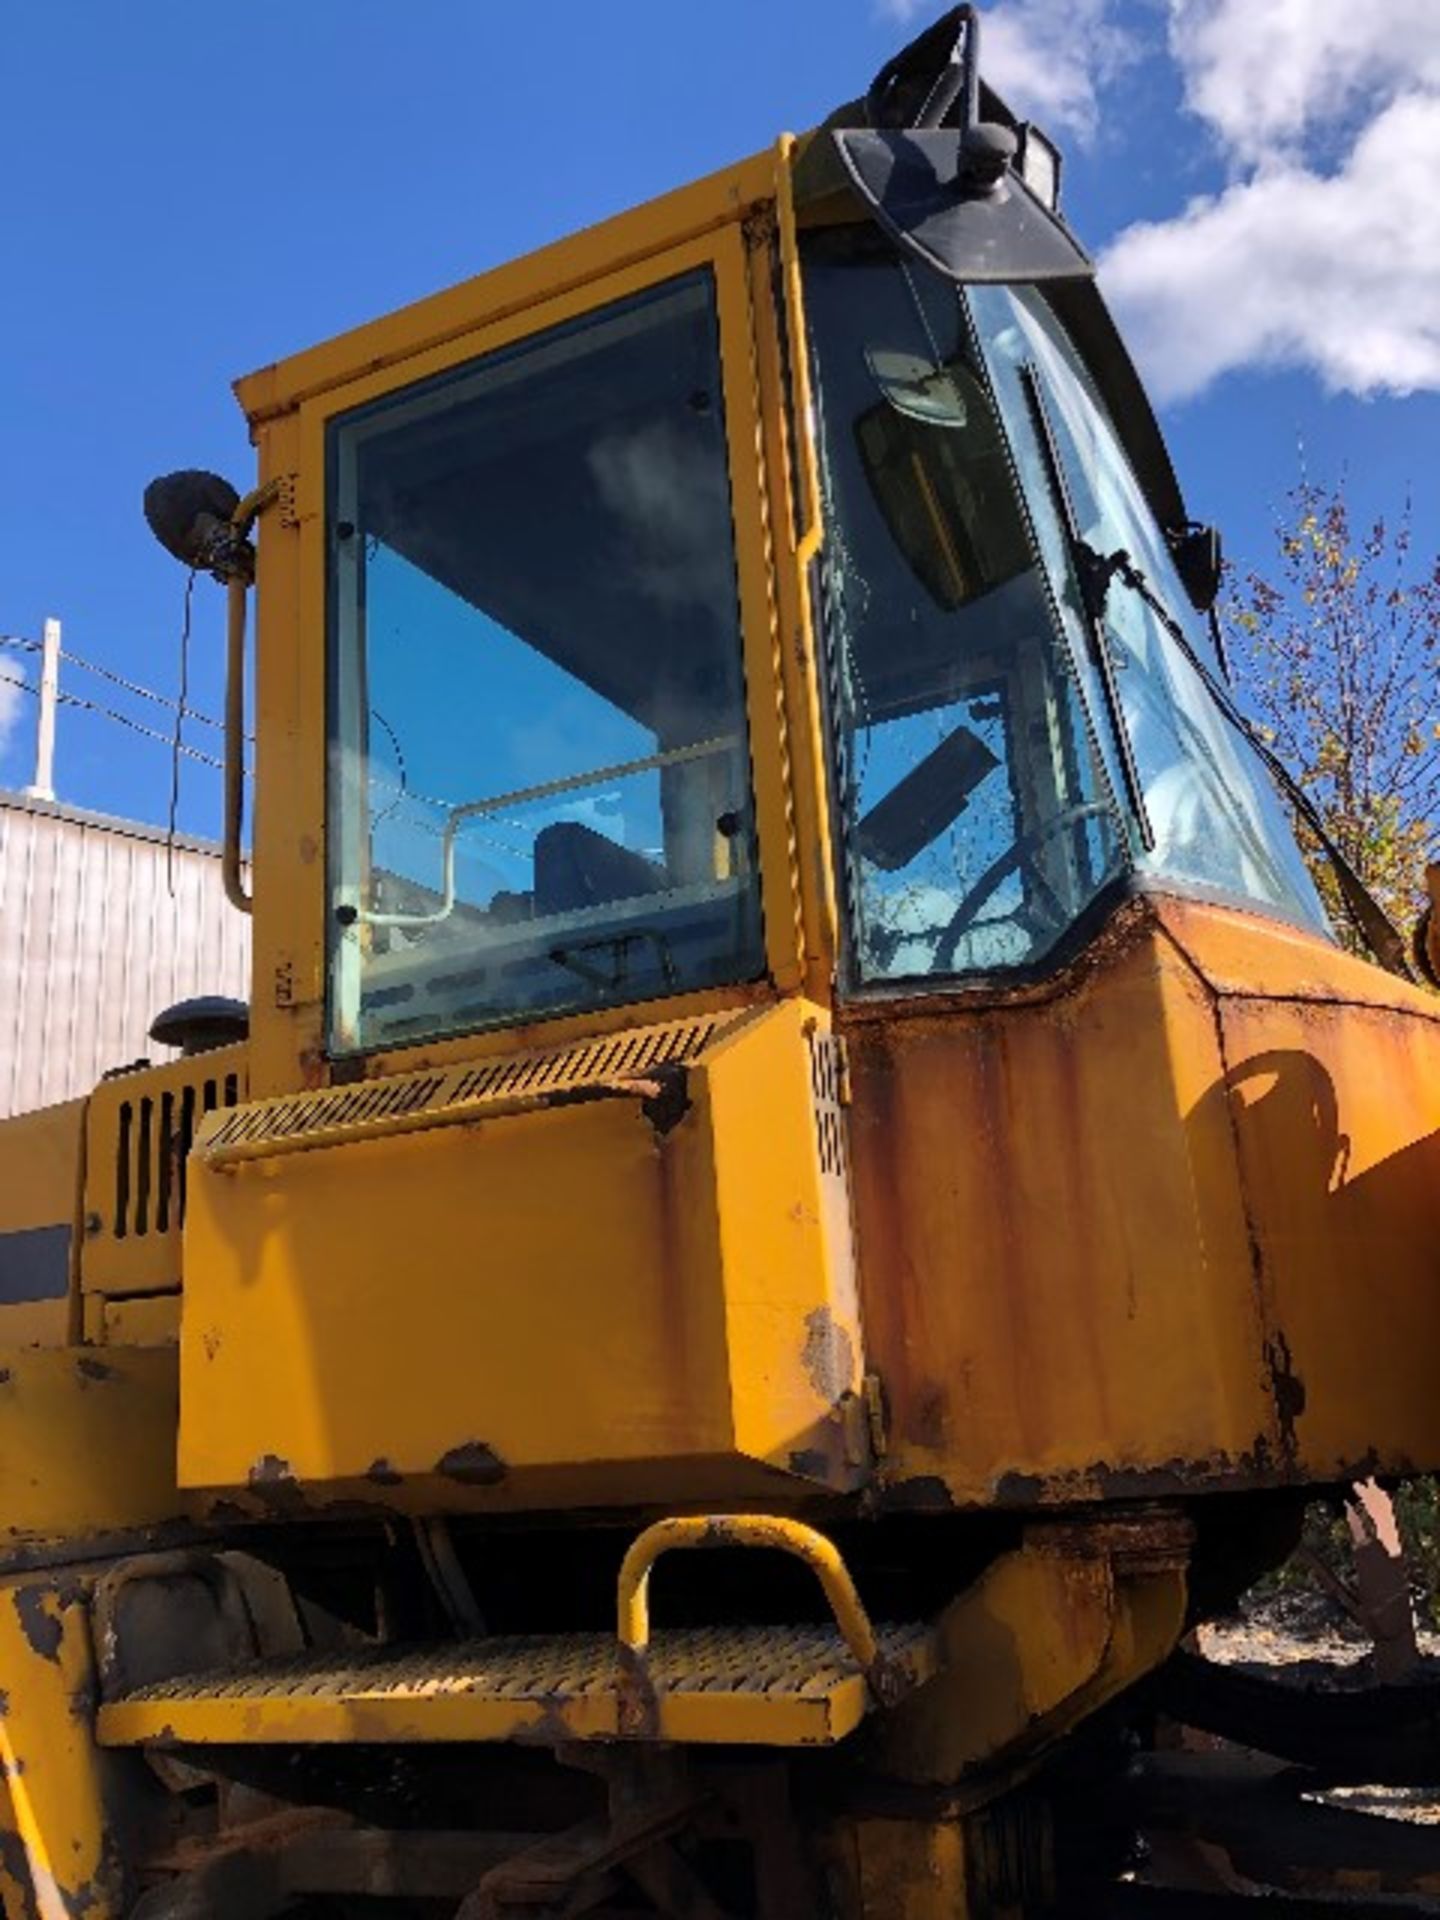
221 481 281 916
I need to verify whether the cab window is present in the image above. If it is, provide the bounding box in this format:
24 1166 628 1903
327 271 765 1053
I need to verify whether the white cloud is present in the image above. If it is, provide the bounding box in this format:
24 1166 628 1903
1097 0 1440 401
1100 91 1440 403
1169 0 1440 165
0 672 26 768
878 0 1134 143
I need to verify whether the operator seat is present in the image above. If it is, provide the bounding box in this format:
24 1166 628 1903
533 821 667 915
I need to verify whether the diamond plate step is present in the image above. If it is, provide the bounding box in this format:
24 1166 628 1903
97 1622 936 1750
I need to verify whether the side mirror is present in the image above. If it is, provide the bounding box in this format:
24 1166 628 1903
855 366 1031 612
1168 521 1223 613
143 469 254 584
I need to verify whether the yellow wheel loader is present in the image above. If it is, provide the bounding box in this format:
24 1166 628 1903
2 9 1438 1914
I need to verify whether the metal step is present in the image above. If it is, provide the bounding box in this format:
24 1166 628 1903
97 1620 936 1750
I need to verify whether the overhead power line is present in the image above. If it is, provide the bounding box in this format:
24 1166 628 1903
0 667 252 775
0 631 251 739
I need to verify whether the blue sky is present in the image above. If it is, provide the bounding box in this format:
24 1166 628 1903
2 0 1436 837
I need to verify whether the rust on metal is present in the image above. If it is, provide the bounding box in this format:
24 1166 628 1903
840 888 1440 1514
1263 1329 1307 1461
12 1587 62 1664
247 1454 296 1488
435 1442 507 1487
800 1303 854 1405
1024 1506 1195 1575
615 1642 659 1740
245 1453 309 1519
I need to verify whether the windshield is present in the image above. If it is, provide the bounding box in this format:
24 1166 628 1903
327 270 765 1054
802 232 1327 989
968 284 1328 933
804 231 1124 982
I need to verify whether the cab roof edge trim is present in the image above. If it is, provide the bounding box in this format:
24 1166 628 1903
233 150 779 427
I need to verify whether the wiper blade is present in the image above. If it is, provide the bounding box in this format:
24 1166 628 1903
1089 541 1415 981
1017 359 1409 978
1017 364 1156 852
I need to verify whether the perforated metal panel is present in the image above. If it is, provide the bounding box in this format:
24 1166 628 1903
98 1620 935 1749
200 1009 742 1160
83 1046 249 1297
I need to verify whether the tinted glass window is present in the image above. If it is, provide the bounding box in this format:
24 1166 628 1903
970 284 1327 933
327 272 765 1053
803 233 1123 982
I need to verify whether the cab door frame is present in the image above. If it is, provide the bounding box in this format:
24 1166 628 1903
240 150 829 1099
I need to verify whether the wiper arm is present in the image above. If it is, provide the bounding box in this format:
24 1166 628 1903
1017 362 1410 978
1088 540 1415 981
1017 364 1155 851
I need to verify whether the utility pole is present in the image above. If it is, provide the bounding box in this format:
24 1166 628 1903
21 616 60 802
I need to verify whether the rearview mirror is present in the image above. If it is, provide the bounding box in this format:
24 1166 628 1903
855 369 1031 612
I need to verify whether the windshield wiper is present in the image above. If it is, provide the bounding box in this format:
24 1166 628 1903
1017 364 1155 851
1081 538 1414 980
1016 363 1411 978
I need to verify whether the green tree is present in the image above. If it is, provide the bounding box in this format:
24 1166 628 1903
1226 477 1440 948
1227 476 1440 1640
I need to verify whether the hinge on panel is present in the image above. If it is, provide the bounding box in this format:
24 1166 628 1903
273 957 296 1009
275 473 300 528
833 1033 853 1107
862 1373 889 1461
743 204 778 252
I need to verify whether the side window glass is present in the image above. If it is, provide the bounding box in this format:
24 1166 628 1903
327 271 766 1053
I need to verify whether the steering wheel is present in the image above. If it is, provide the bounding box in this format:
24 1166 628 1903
930 803 1113 974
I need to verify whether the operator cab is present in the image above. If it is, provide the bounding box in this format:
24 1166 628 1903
324 216 1327 1054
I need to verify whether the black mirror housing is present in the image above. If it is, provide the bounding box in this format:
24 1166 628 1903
1169 521 1223 612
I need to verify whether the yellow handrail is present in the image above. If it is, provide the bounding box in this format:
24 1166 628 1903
617 1515 880 1676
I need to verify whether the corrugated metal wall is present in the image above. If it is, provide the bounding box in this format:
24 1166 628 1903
0 792 250 1118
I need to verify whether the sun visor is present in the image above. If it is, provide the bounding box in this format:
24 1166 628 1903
834 128 1093 285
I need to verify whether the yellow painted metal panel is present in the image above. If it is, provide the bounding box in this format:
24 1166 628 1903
713 219 805 996
96 1294 179 1348
179 1000 863 1507
98 1681 866 1750
0 1302 69 1350
1163 898 1440 1480
234 152 775 424
748 169 839 1004
0 1346 181 1544
848 894 1440 1508
0 1101 82 1237
847 901 1273 1506
0 1576 123 1919
701 1004 864 1477
0 1099 81 1346
80 1047 248 1297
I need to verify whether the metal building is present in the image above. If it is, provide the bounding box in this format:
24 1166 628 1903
0 790 250 1119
